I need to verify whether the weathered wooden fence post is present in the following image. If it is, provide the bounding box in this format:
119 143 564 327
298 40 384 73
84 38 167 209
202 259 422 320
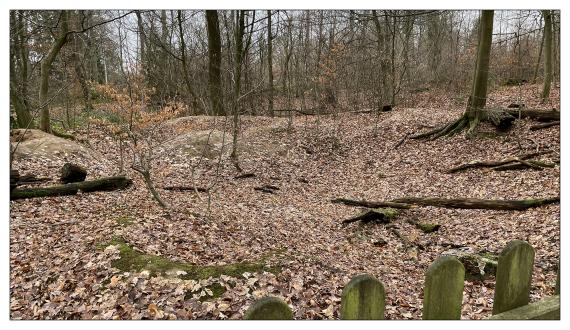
244 296 293 320
341 274 385 320
492 240 535 315
423 255 465 319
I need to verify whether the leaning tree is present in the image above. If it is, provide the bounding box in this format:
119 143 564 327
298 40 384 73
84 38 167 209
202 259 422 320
411 10 494 140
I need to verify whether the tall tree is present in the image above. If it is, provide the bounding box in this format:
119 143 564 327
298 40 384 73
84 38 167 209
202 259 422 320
541 10 552 104
206 10 224 115
39 10 70 132
10 10 33 128
177 10 202 113
267 10 274 117
412 10 494 140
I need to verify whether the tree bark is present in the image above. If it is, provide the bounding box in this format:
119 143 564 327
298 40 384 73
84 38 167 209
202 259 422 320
541 10 553 104
465 10 494 134
39 10 70 133
206 10 224 115
333 196 559 211
267 10 274 117
177 10 202 114
10 176 132 200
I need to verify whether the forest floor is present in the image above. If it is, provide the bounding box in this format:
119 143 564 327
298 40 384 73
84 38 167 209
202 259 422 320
10 84 560 319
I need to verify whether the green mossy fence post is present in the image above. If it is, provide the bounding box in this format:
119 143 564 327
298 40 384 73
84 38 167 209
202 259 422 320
423 256 465 319
244 296 293 320
340 274 385 320
492 240 535 315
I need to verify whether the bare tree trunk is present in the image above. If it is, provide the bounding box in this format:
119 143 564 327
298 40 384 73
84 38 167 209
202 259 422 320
39 10 69 133
230 10 246 171
465 10 494 133
177 10 202 114
541 10 552 104
206 10 224 115
267 10 274 117
10 11 33 128
532 17 545 83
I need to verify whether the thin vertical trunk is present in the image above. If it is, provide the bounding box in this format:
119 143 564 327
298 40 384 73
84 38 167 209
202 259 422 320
39 10 69 133
10 11 34 128
206 10 224 115
230 10 246 170
541 10 552 103
267 10 274 117
177 10 202 114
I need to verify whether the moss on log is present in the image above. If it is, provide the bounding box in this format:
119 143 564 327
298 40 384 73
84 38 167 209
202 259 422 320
10 176 132 200
244 297 293 320
342 208 398 225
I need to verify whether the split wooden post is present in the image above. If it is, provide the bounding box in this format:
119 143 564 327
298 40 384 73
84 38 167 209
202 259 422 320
341 274 385 320
423 256 465 319
492 240 535 315
244 296 293 320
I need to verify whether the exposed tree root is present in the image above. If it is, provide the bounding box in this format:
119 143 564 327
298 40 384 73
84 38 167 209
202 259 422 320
410 116 468 140
163 186 208 192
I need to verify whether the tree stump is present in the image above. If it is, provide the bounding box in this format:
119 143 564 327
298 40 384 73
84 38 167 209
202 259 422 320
60 163 87 183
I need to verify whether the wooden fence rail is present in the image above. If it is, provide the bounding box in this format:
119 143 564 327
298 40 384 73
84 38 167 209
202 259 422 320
244 240 560 320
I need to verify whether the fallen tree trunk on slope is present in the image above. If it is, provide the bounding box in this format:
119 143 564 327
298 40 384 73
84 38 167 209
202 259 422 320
504 108 560 122
11 176 133 200
447 150 553 173
331 198 412 209
163 185 208 192
333 196 559 211
530 121 560 131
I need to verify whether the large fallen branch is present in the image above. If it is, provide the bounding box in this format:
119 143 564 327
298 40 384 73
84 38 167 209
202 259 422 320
331 198 412 209
391 197 559 210
530 121 560 131
10 176 133 200
333 196 559 211
447 150 553 173
504 108 560 122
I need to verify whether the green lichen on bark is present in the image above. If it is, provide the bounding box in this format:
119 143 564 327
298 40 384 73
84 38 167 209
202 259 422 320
341 274 385 319
423 256 465 319
244 296 293 320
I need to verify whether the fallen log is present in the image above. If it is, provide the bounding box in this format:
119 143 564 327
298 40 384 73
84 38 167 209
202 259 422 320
234 172 256 179
391 197 559 210
333 196 559 211
331 198 412 209
342 208 398 225
447 150 553 173
10 176 133 200
254 184 279 194
163 185 208 192
492 159 556 171
530 121 560 131
504 108 559 122
10 169 19 192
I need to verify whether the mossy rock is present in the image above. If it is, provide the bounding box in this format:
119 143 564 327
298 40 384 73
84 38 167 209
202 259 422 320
416 222 440 233
100 237 281 281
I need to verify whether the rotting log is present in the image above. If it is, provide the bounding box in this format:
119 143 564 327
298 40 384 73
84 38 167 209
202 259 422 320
492 159 555 172
504 108 559 122
391 197 559 210
342 208 398 225
530 121 560 131
331 198 412 209
10 169 19 192
333 196 559 211
11 176 132 200
163 185 208 192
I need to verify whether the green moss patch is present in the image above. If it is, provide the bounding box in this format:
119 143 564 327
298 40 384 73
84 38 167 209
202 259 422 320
115 216 134 227
100 237 280 281
416 222 441 233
